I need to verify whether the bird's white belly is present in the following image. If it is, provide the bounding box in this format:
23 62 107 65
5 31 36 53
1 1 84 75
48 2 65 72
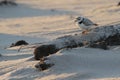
78 23 90 30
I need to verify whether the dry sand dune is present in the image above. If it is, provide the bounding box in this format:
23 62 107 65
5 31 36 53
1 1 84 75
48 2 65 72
0 0 120 80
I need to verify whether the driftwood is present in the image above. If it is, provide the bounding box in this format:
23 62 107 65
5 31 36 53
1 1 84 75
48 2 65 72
35 58 54 71
0 0 17 6
34 24 120 60
10 40 29 47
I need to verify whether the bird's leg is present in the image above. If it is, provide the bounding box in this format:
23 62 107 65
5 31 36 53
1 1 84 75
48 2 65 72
94 23 98 26
82 31 86 34
82 30 88 34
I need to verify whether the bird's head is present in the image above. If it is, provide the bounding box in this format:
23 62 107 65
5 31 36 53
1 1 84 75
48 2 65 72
75 16 83 23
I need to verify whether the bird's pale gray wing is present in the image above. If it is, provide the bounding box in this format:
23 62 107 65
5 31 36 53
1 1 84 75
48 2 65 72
83 18 95 26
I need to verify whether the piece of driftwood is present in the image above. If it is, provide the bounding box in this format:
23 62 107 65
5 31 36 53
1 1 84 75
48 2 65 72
10 40 29 47
34 24 120 60
0 0 17 6
35 58 54 71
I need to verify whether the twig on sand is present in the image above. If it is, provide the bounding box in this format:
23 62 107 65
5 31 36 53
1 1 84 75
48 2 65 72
17 43 44 52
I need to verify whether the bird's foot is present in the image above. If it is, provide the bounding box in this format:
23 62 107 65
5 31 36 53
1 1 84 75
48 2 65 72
94 23 98 26
82 30 89 34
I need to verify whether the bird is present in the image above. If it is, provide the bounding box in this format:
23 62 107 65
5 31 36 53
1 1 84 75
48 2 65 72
75 16 98 34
